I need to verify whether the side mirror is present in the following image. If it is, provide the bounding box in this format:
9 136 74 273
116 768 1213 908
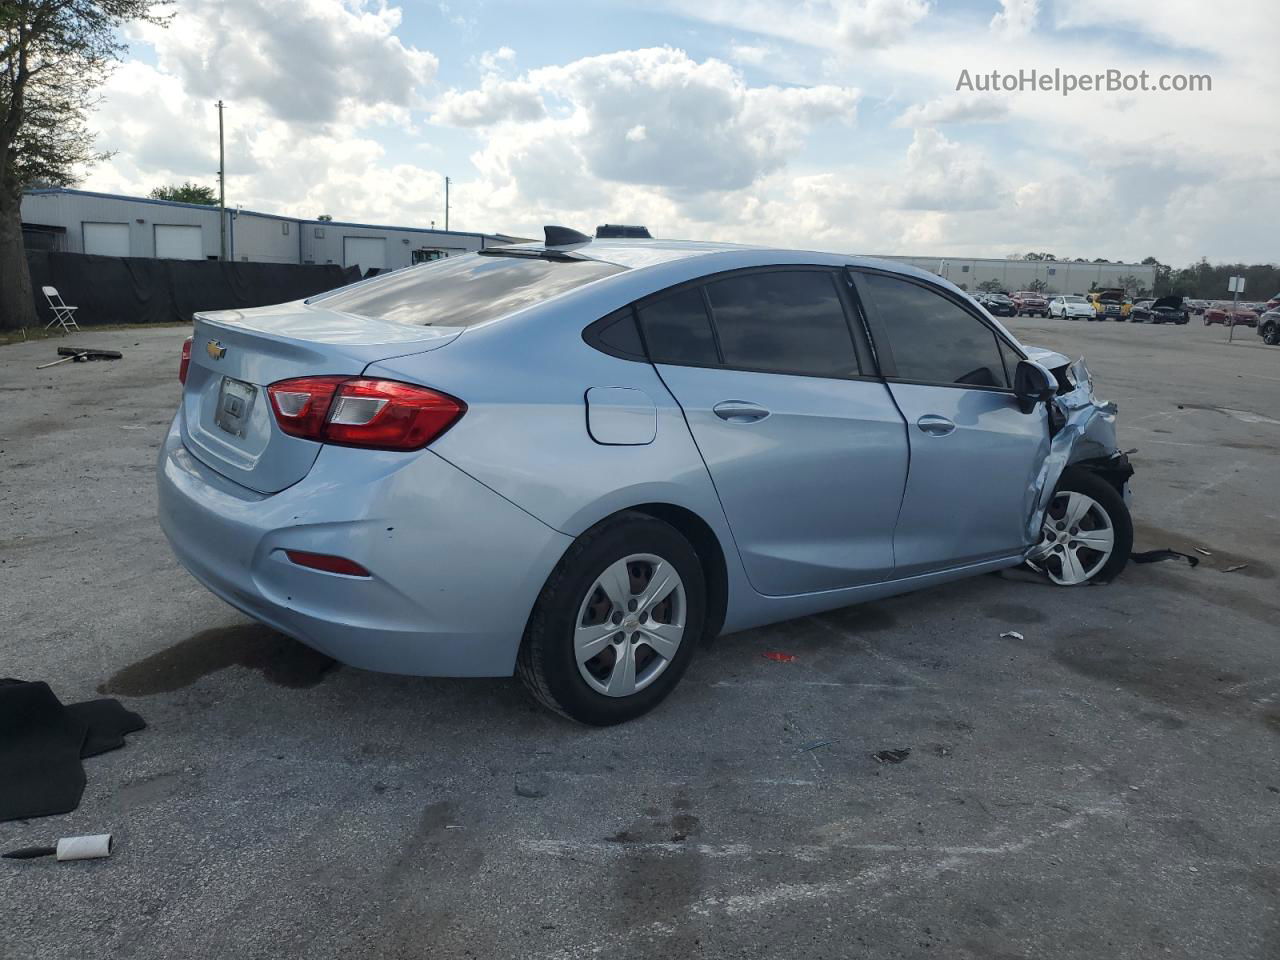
1013 359 1056 414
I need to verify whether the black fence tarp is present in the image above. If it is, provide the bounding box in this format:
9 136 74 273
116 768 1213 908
27 252 361 326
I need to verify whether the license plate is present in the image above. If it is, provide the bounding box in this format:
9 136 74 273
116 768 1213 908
215 377 257 437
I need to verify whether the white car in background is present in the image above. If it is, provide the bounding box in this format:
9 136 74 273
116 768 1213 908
1049 295 1095 320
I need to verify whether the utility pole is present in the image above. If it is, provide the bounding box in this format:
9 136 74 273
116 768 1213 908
444 176 450 232
217 100 227 261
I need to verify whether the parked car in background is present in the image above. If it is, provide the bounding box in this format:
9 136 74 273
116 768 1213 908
1048 295 1096 320
1264 293 1280 313
157 229 1133 724
1185 299 1208 316
1087 289 1131 321
1130 295 1189 324
1204 305 1259 327
1012 291 1049 316
979 292 1017 317
1256 309 1280 345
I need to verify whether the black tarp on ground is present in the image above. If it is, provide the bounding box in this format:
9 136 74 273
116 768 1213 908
27 252 361 326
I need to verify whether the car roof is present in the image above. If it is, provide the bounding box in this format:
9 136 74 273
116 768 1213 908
490 238 959 289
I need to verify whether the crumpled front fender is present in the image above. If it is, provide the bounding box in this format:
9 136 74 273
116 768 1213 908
1023 357 1129 557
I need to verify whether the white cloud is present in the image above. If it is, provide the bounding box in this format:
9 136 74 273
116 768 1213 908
650 0 931 52
989 0 1039 39
516 48 858 192
479 46 517 72
834 0 932 47
728 43 771 65
131 0 438 126
898 128 1004 210
894 94 1009 126
431 76 546 126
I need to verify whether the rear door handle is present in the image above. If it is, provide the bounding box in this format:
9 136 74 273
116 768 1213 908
713 400 770 423
916 414 956 436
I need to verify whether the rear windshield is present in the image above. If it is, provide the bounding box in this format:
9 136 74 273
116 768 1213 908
309 253 626 327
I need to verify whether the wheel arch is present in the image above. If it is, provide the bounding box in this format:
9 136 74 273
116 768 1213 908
625 502 729 640
538 502 731 642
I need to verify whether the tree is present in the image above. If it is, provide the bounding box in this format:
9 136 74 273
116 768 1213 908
1027 278 1048 293
316 213 333 221
150 182 216 205
1 0 168 330
977 279 1004 293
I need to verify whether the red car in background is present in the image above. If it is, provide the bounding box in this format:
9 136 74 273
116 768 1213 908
1204 305 1259 327
1012 291 1050 317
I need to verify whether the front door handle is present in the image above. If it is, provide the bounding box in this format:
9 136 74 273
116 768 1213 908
713 400 770 423
916 414 956 436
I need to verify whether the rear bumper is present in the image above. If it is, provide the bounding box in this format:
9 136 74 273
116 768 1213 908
156 415 572 676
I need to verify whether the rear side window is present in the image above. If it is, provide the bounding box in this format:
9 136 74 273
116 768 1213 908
859 273 1010 388
309 253 626 327
705 271 859 377
637 288 720 366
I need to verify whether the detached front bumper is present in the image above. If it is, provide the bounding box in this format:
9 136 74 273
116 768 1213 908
156 416 572 676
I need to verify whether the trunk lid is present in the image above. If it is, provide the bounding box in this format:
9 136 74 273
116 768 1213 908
181 300 461 494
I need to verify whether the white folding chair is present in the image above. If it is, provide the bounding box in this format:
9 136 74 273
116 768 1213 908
43 286 81 332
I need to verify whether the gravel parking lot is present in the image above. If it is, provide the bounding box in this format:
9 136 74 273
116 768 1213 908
2 317 1278 959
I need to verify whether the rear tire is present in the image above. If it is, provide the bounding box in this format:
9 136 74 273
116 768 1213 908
517 512 706 725
1027 467 1132 586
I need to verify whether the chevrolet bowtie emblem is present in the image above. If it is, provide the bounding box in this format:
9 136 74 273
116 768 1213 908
206 340 227 360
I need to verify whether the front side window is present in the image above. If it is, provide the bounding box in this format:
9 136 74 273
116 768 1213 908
704 270 859 378
859 272 1010 388
309 253 626 327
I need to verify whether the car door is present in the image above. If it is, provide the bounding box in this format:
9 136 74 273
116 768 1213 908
637 268 909 597
850 268 1049 577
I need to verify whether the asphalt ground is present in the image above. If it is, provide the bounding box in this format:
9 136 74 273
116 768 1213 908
2 316 1278 959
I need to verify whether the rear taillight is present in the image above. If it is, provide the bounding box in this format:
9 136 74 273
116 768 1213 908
179 337 193 384
266 376 465 451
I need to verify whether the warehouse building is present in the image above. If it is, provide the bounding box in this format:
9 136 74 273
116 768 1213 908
878 255 1157 296
20 188 527 273
21 189 1158 294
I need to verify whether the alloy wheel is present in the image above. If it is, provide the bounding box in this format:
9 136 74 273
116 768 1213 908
573 554 687 697
1030 491 1116 585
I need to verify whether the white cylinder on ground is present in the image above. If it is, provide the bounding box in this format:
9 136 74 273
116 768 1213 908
56 834 113 861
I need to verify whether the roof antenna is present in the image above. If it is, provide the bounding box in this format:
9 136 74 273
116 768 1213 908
544 225 592 247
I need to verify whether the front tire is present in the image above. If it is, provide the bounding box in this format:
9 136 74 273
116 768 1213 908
1264 324 1280 345
1027 467 1133 586
517 512 706 725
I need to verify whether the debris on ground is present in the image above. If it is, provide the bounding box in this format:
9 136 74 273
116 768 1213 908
1224 563 1249 573
1000 631 1025 641
872 748 911 764
762 651 797 663
1131 549 1200 567
36 347 123 369
1 835 113 862
0 679 145 823
799 738 838 752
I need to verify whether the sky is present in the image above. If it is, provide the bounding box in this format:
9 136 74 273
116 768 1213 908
79 0 1280 265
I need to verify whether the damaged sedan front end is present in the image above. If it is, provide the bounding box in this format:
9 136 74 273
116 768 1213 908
1021 353 1134 583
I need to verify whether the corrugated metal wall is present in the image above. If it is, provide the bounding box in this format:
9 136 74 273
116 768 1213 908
20 190 507 270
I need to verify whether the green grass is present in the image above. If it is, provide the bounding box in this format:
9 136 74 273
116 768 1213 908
0 321 191 347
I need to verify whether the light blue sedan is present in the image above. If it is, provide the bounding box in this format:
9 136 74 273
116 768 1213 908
158 227 1133 724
